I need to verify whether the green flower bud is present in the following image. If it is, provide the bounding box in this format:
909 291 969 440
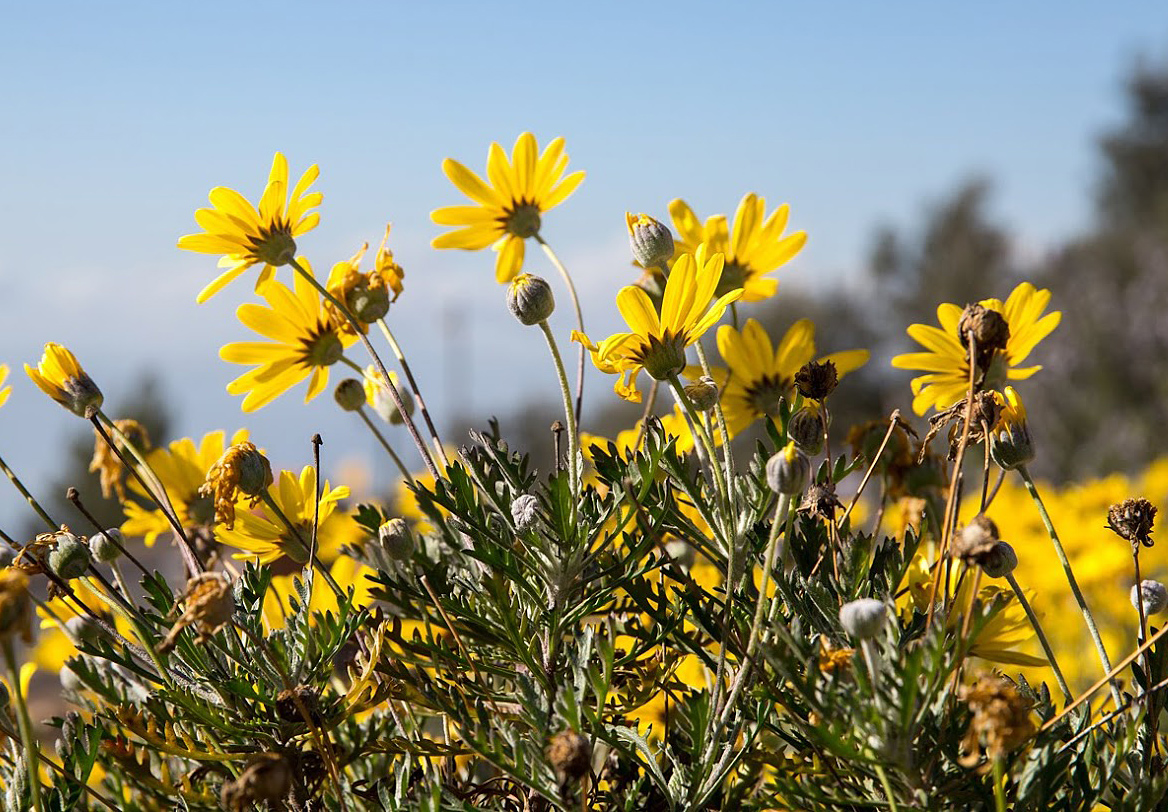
378 518 415 561
511 495 541 532
765 443 810 495
48 532 91 580
839 598 887 639
345 279 391 323
787 407 824 455
89 529 122 563
626 212 675 270
684 376 719 412
334 378 367 412
507 273 555 326
65 615 102 645
1131 580 1168 616
989 386 1034 471
979 541 1018 578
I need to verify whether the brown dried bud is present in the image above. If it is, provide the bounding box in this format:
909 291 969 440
959 675 1034 765
952 514 1000 565
547 730 591 781
958 304 1010 373
794 360 838 401
799 482 843 523
159 573 234 653
221 753 292 811
1107 498 1157 548
276 684 322 724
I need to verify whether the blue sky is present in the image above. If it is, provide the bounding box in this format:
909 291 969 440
2 1 1166 528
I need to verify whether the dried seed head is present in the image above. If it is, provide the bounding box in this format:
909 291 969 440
958 304 1010 373
377 518 415 561
765 442 810 495
787 406 824 455
626 212 675 270
0 568 32 643
547 729 591 781
276 684 322 724
199 442 273 529
952 515 1000 565
47 531 91 580
89 528 123 563
1108 498 1157 548
684 375 720 412
507 273 556 326
978 541 1018 578
510 494 541 532
799 482 843 523
159 572 235 653
333 378 367 412
839 598 887 639
959 675 1034 764
1131 580 1168 616
794 359 838 401
221 753 292 811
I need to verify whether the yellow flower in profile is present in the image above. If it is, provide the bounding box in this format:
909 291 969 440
704 318 869 438
220 259 357 412
431 132 585 284
122 430 250 547
216 466 356 566
668 193 807 302
891 282 1061 416
25 342 103 418
179 152 322 303
0 364 9 409
573 245 743 403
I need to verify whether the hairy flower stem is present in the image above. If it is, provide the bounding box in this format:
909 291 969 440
876 764 901 812
1018 464 1122 708
289 257 440 479
1003 572 1072 704
536 235 585 426
669 375 729 513
90 415 203 574
693 341 736 491
632 379 659 449
538 320 579 512
376 318 449 467
355 408 411 480
0 453 56 530
4 640 42 812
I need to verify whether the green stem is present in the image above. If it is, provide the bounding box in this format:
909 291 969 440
376 319 449 467
1004 572 1073 704
535 235 585 427
1018 464 1122 708
693 341 736 494
538 321 579 514
4 640 42 812
668 375 728 510
876 764 900 812
632 379 659 450
288 257 440 479
356 409 411 480
0 453 56 530
992 757 1007 812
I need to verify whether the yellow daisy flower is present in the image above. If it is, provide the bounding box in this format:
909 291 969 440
573 245 743 403
179 152 322 303
703 318 869 438
25 342 103 418
122 429 250 547
891 281 1061 415
431 132 585 284
0 364 10 409
668 193 807 302
220 258 357 412
216 466 355 566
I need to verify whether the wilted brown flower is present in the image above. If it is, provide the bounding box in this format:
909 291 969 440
159 573 234 653
89 418 150 500
958 303 1010 374
794 359 838 401
952 514 1000 565
1107 497 1157 548
198 441 272 530
959 674 1034 766
548 729 592 782
221 753 292 811
799 482 843 523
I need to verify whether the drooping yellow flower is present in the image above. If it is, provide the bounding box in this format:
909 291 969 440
431 133 585 284
702 318 869 438
122 429 250 547
25 342 103 418
573 245 743 403
325 225 405 335
220 259 357 412
0 364 9 409
179 152 322 303
891 282 1061 416
668 193 807 302
216 466 356 566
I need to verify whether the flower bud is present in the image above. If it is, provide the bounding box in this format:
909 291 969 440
978 541 1018 578
363 366 414 425
334 378 367 412
510 495 540 532
626 212 675 270
377 518 415 561
664 539 696 570
787 407 824 455
547 729 591 782
684 376 719 412
89 528 123 563
221 753 292 811
25 343 103 419
344 277 391 324
65 615 102 644
48 532 91 580
990 387 1034 470
1108 497 1157 548
839 598 887 639
507 274 555 326
1131 580 1168 616
765 443 810 495
794 360 838 401
952 514 999 565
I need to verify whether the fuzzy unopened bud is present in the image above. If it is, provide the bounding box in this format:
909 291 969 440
839 598 887 639
334 378 367 412
377 518 415 561
979 541 1018 578
1131 580 1168 616
766 443 810 495
507 274 555 326
547 729 591 781
787 407 824 455
684 376 719 412
510 495 541 532
48 532 91 580
990 386 1034 470
626 212 675 270
89 529 122 563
